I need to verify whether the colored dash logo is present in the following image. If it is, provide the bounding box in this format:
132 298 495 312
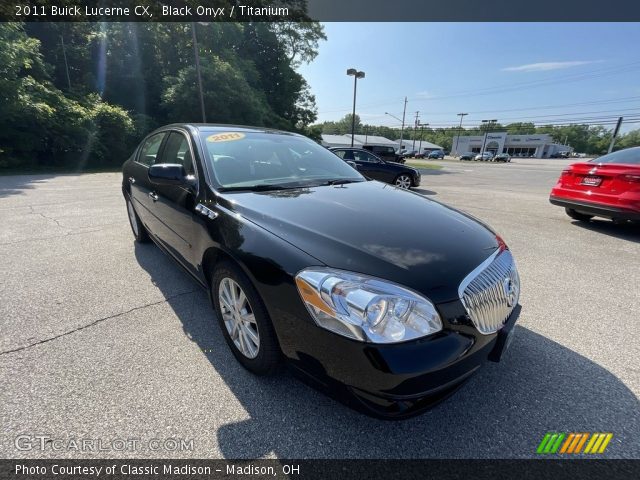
537 432 613 454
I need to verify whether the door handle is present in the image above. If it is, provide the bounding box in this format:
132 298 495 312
128 177 135 184
148 192 158 201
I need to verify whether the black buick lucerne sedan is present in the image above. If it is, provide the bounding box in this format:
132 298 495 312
122 124 521 418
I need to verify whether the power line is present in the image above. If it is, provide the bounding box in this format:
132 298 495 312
316 62 640 115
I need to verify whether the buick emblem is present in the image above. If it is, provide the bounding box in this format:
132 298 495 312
503 277 518 308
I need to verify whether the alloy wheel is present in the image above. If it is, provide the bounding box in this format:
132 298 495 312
218 277 260 359
395 175 412 189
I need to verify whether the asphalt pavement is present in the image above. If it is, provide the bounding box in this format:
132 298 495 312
0 159 638 459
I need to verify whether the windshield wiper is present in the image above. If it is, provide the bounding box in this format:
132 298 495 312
219 184 291 192
315 179 365 186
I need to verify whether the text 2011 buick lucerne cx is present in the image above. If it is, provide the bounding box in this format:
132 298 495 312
122 124 521 418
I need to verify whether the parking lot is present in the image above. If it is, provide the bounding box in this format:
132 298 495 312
0 159 638 459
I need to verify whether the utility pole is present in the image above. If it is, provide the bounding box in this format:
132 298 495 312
398 97 408 153
418 123 428 153
608 117 623 153
60 35 71 91
412 111 420 151
455 113 468 156
191 22 206 123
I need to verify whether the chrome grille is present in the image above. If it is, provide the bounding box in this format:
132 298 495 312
458 249 520 335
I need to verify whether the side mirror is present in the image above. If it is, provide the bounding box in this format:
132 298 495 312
148 163 194 187
346 160 358 169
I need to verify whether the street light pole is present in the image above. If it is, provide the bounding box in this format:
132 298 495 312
385 98 408 153
191 22 206 123
455 113 468 156
347 68 365 147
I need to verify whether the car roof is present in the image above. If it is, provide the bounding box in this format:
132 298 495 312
329 147 369 151
155 123 303 138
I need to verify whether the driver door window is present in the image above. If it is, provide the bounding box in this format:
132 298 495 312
156 132 195 175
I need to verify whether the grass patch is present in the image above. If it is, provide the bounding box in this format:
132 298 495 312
405 161 443 170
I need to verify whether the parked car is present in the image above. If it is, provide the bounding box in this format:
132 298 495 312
475 152 494 162
123 124 521 418
330 147 420 189
459 152 475 161
428 150 445 159
362 145 405 163
403 149 426 159
549 146 640 223
494 153 511 163
550 152 571 159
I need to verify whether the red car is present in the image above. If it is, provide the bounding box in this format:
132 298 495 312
549 147 640 223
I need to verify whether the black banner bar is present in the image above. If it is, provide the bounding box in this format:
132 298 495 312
0 459 639 480
2 0 640 22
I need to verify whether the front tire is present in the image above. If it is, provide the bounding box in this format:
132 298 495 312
394 174 412 189
565 208 593 222
126 197 150 243
211 261 280 375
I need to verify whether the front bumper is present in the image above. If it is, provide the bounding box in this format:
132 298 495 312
550 196 640 221
287 300 520 419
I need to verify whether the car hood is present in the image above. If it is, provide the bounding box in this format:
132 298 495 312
219 181 499 304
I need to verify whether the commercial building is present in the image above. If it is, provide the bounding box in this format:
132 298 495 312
451 132 573 158
395 139 444 153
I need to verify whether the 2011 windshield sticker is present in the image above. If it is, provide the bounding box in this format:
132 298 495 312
206 132 246 143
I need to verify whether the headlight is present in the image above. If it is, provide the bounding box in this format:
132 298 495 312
295 268 442 343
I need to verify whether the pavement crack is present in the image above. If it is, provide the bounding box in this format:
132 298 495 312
0 290 199 356
28 205 65 229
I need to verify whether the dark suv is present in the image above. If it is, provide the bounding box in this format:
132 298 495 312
362 145 405 163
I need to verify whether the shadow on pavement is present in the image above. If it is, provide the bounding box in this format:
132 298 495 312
134 243 639 459
413 188 438 196
571 219 640 243
0 174 58 198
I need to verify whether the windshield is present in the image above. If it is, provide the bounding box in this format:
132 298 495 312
590 147 640 165
199 131 365 190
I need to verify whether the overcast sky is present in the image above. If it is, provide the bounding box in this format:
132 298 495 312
298 23 640 132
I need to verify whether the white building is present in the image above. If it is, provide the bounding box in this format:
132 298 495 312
451 132 573 158
320 134 398 148
395 139 443 153
320 134 355 148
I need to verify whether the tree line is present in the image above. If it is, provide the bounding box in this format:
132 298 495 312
0 21 324 171
316 114 640 154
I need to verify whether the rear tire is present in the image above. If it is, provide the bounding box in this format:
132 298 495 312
126 197 150 243
565 208 593 222
211 261 281 375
